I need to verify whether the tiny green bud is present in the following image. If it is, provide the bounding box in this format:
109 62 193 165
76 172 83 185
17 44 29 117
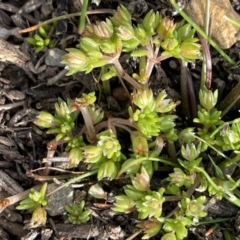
31 206 47 227
62 48 87 66
131 170 150 192
124 185 146 200
34 111 56 128
83 145 102 163
112 195 135 213
155 90 176 113
199 88 218 110
136 188 165 219
117 24 135 40
133 88 153 109
181 143 200 161
139 219 162 239
92 19 114 39
157 17 176 40
143 10 161 35
111 5 131 26
79 37 99 52
180 40 202 60
97 160 118 180
88 183 107 199
161 38 179 51
69 147 83 167
131 131 149 157
97 131 121 159
74 92 97 107
167 168 195 187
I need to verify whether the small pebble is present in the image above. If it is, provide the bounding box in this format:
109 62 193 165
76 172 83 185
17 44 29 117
45 48 66 67
45 183 74 216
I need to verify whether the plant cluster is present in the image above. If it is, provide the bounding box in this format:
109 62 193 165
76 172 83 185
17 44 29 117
65 200 91 224
16 183 48 227
28 4 240 240
27 24 54 52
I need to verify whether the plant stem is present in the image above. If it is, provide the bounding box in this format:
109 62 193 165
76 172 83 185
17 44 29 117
19 9 115 33
113 60 142 89
198 34 212 89
0 185 42 214
180 60 191 121
169 0 236 65
219 153 240 169
78 0 89 34
80 106 97 142
217 80 240 116
47 170 98 196
195 166 240 207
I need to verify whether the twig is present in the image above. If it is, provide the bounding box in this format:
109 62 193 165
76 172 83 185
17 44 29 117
18 9 115 33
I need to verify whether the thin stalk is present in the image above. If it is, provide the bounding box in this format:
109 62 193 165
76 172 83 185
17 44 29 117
117 156 180 177
145 42 160 80
169 0 236 65
0 185 42 214
217 80 240 116
219 153 240 169
223 230 234 240
113 60 142 89
187 68 197 119
224 15 240 28
199 0 211 89
80 106 96 142
180 60 191 121
198 34 212 89
204 0 210 35
195 166 240 207
19 9 115 33
46 169 98 196
198 218 231 225
78 0 89 34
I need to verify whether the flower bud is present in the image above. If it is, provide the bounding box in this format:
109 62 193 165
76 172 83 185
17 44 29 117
133 89 153 109
161 38 179 51
131 131 148 157
69 147 83 167
111 5 131 26
140 219 162 239
116 24 135 40
89 183 107 199
97 131 121 159
157 17 176 40
74 92 97 107
143 10 161 34
167 168 195 187
92 19 114 39
78 37 99 52
34 111 56 128
31 206 47 227
131 167 150 191
83 145 102 163
181 143 200 161
62 48 87 67
112 195 135 213
155 90 176 113
180 40 202 60
97 160 118 180
199 89 218 110
87 105 104 124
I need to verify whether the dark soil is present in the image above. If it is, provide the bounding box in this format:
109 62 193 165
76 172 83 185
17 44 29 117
1 0 240 239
